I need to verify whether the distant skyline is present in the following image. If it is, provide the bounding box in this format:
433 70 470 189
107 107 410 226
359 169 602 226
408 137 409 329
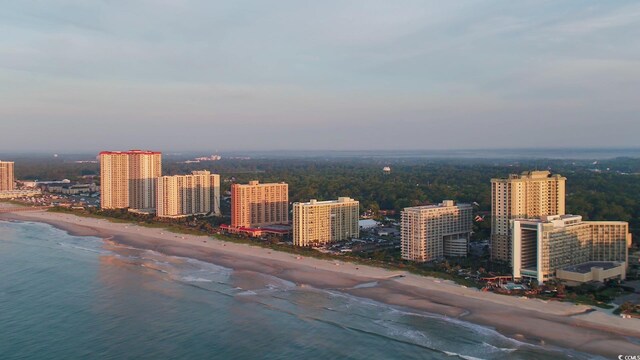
1 1 640 152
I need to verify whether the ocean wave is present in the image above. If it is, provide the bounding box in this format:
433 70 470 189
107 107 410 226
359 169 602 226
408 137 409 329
181 276 213 283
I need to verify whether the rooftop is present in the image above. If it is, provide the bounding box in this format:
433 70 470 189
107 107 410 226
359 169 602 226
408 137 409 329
561 261 623 274
99 150 161 155
404 200 471 211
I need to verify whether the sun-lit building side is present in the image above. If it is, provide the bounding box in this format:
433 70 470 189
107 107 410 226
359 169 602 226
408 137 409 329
99 150 161 210
156 171 220 218
231 181 288 228
0 161 15 191
512 215 632 284
401 200 473 262
491 171 566 264
293 197 360 247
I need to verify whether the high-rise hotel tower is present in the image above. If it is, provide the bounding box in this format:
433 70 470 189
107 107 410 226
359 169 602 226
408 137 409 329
401 200 473 262
293 197 359 247
490 170 566 263
99 150 162 210
231 181 288 228
156 171 220 218
0 161 15 191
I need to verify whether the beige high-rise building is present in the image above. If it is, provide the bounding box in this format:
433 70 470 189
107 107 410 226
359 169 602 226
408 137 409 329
491 171 566 263
401 200 473 262
293 197 359 247
512 215 632 284
99 150 162 210
128 150 162 210
231 181 288 228
156 171 220 218
0 161 15 191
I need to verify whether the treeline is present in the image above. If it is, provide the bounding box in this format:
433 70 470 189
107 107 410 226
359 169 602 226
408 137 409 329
11 155 640 242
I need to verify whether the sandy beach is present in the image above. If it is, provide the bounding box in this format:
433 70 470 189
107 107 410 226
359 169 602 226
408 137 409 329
2 207 639 357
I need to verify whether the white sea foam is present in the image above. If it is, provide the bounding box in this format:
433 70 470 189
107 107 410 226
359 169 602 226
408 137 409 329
352 281 379 289
182 276 213 283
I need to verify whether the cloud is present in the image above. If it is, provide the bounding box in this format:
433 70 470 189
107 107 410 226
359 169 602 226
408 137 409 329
0 1 639 151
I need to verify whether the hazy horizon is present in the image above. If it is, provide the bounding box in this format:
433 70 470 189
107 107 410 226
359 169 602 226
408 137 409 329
2 1 639 152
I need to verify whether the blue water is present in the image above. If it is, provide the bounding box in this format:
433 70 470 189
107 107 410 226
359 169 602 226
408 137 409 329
0 221 597 359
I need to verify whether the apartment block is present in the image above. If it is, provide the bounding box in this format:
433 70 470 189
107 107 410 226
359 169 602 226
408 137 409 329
293 197 360 247
231 181 288 228
156 171 220 218
401 200 473 262
512 215 632 284
0 161 15 191
99 150 162 210
491 171 566 263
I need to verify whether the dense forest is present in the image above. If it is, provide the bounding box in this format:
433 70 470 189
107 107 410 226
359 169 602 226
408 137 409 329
9 154 640 243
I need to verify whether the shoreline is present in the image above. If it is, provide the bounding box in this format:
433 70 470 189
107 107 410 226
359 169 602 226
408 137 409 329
2 209 640 357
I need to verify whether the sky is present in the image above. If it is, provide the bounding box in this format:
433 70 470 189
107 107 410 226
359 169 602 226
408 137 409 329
1 0 639 152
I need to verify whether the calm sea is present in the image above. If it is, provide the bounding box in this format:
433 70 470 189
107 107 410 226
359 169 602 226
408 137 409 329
0 221 598 359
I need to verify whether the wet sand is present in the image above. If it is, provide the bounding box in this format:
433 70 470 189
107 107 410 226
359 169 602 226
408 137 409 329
2 209 639 358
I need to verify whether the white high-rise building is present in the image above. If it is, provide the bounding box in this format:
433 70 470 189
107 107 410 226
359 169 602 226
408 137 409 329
512 215 631 284
401 200 473 262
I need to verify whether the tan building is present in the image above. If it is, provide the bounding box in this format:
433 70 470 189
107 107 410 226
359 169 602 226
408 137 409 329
512 215 632 284
156 171 220 218
0 161 15 191
293 197 359 247
231 181 288 228
99 150 162 210
401 200 473 262
128 150 162 210
491 171 566 263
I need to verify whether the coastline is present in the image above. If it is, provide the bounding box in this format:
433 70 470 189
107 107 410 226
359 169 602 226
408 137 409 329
2 209 639 357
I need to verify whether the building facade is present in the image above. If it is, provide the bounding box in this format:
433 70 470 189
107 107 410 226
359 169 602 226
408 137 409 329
128 150 162 210
156 171 220 218
401 200 473 262
0 161 15 191
293 197 360 247
99 150 162 210
231 181 288 228
512 215 632 284
491 171 566 263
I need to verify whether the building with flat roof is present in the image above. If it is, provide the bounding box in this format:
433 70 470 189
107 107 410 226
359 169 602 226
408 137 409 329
293 197 359 247
401 200 473 262
99 150 162 210
512 214 632 284
231 181 288 228
0 161 15 191
156 171 220 218
491 171 566 263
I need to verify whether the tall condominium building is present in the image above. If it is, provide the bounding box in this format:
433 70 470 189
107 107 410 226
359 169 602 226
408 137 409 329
99 150 162 210
0 161 15 191
156 171 220 218
491 171 566 263
293 197 360 247
401 200 473 262
128 150 162 210
512 215 632 284
231 181 288 228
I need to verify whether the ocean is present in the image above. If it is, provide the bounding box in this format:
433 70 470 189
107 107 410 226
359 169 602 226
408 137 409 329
0 221 598 359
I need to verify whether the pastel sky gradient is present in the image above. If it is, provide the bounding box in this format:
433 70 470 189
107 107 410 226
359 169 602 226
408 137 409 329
1 1 639 151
